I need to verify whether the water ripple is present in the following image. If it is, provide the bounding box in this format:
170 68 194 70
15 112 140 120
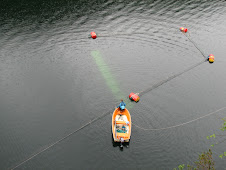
1 0 226 169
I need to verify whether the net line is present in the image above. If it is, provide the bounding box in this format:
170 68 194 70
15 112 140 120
183 32 207 59
139 59 206 97
138 31 208 97
133 107 226 131
11 110 112 170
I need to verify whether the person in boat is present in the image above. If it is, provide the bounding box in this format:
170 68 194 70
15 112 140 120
117 99 126 110
122 125 126 132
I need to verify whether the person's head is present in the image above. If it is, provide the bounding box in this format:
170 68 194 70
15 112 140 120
120 105 125 110
121 99 123 102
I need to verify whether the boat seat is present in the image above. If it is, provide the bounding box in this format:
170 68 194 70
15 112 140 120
116 121 127 124
117 133 130 139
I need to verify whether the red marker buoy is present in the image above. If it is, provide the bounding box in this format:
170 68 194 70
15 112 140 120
208 54 214 63
129 93 140 102
180 27 187 33
90 32 97 39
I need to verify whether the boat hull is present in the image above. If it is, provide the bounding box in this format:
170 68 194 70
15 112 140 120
112 108 131 142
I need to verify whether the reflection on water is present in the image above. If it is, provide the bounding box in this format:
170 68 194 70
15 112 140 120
1 0 226 169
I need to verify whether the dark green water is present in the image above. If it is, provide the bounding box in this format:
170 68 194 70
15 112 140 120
1 0 226 169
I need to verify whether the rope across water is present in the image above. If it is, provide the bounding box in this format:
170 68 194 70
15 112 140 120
138 31 208 97
11 110 112 170
183 33 207 59
139 59 206 97
133 107 226 131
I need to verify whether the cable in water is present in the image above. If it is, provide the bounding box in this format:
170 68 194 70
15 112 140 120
10 110 112 170
182 32 207 59
133 107 226 131
138 58 206 97
134 30 208 97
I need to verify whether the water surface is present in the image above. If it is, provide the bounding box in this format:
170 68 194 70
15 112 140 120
1 0 226 169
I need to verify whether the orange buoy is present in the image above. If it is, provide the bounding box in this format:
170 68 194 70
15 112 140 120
180 27 187 33
208 54 214 63
129 93 140 102
90 32 97 39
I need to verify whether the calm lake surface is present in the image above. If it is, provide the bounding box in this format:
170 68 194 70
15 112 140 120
1 0 226 169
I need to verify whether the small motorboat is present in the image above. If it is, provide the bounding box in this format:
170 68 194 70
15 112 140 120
112 107 131 146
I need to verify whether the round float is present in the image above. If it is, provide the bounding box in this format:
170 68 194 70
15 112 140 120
90 32 97 39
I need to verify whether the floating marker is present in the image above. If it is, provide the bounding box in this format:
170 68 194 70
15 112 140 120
90 32 97 39
129 93 140 102
208 54 214 63
180 27 188 33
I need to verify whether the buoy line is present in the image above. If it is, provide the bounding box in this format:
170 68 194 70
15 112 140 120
182 33 206 59
133 107 226 131
127 28 213 100
11 110 112 170
138 58 206 97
